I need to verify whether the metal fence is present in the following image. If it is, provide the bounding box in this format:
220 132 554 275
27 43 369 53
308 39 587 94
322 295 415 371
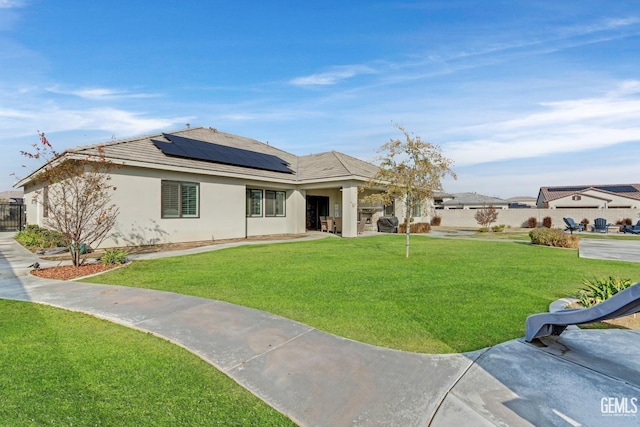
0 203 26 231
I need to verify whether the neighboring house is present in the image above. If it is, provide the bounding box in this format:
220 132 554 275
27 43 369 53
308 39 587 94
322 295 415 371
435 192 510 210
506 196 536 209
0 190 24 205
537 184 640 209
16 127 384 246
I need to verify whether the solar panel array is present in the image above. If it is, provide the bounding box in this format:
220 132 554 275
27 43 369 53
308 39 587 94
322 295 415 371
549 185 638 193
152 134 294 174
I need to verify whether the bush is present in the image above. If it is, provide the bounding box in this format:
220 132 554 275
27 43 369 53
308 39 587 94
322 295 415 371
529 228 580 248
542 216 552 228
477 227 489 232
15 225 68 249
430 215 442 226
578 277 633 308
398 222 431 234
616 218 633 226
492 224 505 232
580 218 589 227
101 248 129 265
527 217 537 228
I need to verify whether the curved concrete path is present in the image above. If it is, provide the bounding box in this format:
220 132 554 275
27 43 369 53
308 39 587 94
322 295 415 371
1 233 639 426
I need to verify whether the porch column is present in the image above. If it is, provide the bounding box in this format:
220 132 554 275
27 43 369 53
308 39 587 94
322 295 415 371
341 183 358 238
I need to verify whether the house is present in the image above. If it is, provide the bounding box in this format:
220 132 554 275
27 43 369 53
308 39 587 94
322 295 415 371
536 184 640 209
0 190 24 205
435 192 510 210
16 127 388 247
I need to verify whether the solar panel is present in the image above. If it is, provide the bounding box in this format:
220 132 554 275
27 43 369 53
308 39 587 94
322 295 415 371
152 134 294 174
548 186 586 192
597 185 638 193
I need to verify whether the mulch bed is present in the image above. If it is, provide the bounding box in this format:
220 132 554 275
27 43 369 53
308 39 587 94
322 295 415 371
31 263 122 280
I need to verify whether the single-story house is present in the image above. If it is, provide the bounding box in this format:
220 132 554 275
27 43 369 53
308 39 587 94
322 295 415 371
16 127 399 247
0 190 24 205
537 184 640 209
435 192 510 210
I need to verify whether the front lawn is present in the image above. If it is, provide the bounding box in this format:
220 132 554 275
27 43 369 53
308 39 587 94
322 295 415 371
84 235 639 353
0 300 294 426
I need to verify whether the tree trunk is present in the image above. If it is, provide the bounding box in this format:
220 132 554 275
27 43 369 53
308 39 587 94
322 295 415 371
405 195 411 258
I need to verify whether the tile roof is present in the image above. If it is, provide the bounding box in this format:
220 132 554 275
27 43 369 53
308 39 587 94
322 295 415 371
442 192 509 206
538 184 640 203
54 127 378 184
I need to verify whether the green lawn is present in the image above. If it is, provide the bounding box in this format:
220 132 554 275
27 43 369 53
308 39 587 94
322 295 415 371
84 235 640 353
0 300 294 426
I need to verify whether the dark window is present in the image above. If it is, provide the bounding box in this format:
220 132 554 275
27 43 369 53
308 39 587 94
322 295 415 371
265 190 286 217
161 181 199 218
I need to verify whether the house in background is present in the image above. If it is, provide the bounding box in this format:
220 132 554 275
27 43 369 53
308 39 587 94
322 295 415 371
16 127 384 247
0 190 24 205
506 196 536 208
537 184 640 209
435 192 510 210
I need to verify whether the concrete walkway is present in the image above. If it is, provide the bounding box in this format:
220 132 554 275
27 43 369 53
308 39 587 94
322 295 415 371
579 237 640 262
1 232 639 426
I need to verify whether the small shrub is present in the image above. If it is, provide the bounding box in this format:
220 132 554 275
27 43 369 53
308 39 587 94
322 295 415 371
15 225 68 249
542 216 552 228
492 224 505 232
527 217 537 228
580 218 589 226
477 227 489 233
577 277 633 308
616 218 633 226
398 222 431 234
529 228 579 248
430 215 442 226
101 248 129 265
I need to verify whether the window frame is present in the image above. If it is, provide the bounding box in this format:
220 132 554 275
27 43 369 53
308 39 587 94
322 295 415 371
265 190 286 217
246 189 263 217
161 180 200 219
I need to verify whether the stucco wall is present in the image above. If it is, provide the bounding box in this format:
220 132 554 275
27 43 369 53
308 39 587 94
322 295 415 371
436 208 640 229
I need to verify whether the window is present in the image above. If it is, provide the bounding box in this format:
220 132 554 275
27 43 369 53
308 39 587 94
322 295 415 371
572 195 581 201
161 181 199 218
246 189 263 217
42 185 49 218
384 201 394 216
265 190 286 217
411 202 422 217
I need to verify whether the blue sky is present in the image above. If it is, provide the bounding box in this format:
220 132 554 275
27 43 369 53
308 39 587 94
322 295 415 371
2 1 640 198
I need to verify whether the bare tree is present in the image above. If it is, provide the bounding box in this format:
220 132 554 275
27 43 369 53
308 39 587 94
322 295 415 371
20 132 119 267
362 124 456 257
474 204 499 229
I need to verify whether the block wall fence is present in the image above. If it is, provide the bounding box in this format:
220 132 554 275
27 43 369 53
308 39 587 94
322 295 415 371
435 208 640 230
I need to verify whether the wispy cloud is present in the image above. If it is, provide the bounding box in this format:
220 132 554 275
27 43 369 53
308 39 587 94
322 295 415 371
0 0 24 8
0 104 185 138
446 81 640 166
289 64 375 87
46 86 161 100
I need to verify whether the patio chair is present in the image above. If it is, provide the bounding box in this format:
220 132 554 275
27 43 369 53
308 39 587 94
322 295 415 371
593 217 608 233
319 216 328 232
563 217 584 234
623 220 640 234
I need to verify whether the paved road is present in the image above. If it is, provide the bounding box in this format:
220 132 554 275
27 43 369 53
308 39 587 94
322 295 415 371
1 232 639 426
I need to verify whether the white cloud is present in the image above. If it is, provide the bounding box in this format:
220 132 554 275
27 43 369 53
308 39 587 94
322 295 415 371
445 81 640 166
289 64 375 87
0 0 24 8
46 86 160 100
0 104 185 137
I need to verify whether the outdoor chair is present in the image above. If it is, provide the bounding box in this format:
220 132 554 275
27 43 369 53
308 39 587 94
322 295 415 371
593 217 608 233
623 220 640 234
319 216 328 232
563 217 584 234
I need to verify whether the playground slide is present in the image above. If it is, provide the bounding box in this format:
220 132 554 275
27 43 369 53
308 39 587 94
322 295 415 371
525 283 640 342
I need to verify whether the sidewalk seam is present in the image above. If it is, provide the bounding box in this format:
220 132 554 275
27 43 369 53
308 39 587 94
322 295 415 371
224 327 316 373
426 347 491 426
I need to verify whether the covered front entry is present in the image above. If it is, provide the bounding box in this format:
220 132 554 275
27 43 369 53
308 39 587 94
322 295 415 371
306 195 330 231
